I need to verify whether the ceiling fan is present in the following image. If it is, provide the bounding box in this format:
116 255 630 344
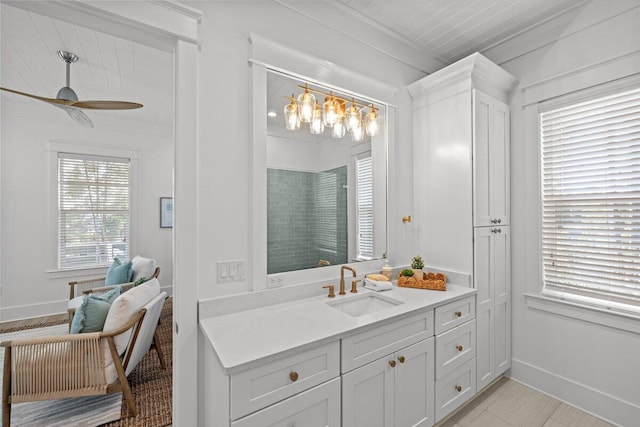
0 51 143 128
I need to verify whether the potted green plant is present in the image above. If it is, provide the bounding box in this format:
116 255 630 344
411 255 424 279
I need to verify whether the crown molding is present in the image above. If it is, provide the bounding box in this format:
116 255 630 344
250 33 398 106
408 52 518 105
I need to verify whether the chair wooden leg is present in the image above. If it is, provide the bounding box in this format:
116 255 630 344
152 331 166 370
107 338 137 417
3 347 12 427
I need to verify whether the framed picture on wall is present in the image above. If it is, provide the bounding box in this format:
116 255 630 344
160 197 173 228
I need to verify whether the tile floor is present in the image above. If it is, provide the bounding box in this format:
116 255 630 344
436 377 614 427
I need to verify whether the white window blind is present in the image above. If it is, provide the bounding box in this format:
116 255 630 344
58 153 130 270
540 87 640 313
356 155 374 259
316 171 338 253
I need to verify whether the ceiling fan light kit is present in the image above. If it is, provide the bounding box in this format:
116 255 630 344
0 50 143 128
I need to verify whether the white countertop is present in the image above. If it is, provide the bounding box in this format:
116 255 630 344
200 284 476 374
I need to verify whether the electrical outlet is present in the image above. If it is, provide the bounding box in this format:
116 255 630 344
268 274 285 288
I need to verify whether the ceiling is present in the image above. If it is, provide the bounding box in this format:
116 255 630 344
1 1 586 132
1 4 173 131
332 0 586 64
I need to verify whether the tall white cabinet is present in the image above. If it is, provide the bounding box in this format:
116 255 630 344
408 53 517 394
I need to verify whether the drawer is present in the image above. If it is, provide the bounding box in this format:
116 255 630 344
230 341 340 420
231 377 341 427
434 296 475 334
341 310 434 373
435 357 476 422
435 319 476 379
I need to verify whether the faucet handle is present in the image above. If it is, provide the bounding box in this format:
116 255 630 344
351 279 361 293
322 285 335 298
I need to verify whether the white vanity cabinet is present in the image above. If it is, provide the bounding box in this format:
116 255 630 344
201 287 478 427
408 53 517 400
341 311 436 427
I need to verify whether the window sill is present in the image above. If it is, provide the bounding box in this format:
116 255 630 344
524 293 640 334
47 267 108 280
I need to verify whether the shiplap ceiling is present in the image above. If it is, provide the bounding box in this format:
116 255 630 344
333 0 586 64
1 4 173 130
2 0 586 132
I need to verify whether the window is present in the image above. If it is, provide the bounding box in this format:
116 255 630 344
58 153 130 270
540 87 640 313
356 155 374 259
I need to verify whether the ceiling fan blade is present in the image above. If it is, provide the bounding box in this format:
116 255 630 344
71 100 143 110
58 105 94 128
0 86 72 106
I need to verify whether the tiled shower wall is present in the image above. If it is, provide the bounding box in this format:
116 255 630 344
267 166 347 274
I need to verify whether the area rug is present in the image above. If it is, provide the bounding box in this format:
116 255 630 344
0 297 173 427
0 325 122 426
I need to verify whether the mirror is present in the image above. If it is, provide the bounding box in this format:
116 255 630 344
266 70 388 274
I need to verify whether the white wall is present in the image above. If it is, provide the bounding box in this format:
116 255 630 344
0 102 173 321
192 1 429 300
484 1 640 425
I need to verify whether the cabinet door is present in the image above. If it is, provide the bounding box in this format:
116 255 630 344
231 378 341 427
395 338 435 427
474 226 511 391
474 227 494 390
493 226 511 374
473 90 510 227
342 356 394 427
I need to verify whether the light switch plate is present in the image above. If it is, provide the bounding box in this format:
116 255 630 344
217 260 246 283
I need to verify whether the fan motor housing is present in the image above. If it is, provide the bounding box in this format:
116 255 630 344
56 86 78 102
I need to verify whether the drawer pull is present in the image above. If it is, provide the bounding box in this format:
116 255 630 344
456 345 463 352
398 356 405 363
455 385 462 393
389 360 396 368
289 372 299 382
454 311 462 317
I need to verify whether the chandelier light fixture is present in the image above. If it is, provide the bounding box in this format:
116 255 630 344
283 84 380 140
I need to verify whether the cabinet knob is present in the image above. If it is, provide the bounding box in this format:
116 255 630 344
454 311 462 317
398 356 405 363
491 219 497 224
455 385 462 393
389 360 396 368
497 218 502 224
497 228 502 233
456 345 463 352
289 372 299 382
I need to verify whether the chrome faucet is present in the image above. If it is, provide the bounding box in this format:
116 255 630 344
340 266 356 295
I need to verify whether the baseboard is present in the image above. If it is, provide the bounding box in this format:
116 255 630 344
510 358 640 427
1 285 174 322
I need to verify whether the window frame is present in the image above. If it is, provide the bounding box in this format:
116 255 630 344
529 79 640 330
47 141 138 276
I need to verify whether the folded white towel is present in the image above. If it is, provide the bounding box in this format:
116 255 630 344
364 278 393 292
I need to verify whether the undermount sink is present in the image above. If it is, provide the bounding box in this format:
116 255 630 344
326 292 403 317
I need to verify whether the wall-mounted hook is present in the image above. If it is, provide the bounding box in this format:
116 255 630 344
402 215 412 223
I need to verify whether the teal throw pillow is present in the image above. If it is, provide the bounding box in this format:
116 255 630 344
105 259 133 285
93 285 121 304
70 295 112 334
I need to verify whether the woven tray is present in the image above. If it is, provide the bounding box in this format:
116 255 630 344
397 272 447 291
